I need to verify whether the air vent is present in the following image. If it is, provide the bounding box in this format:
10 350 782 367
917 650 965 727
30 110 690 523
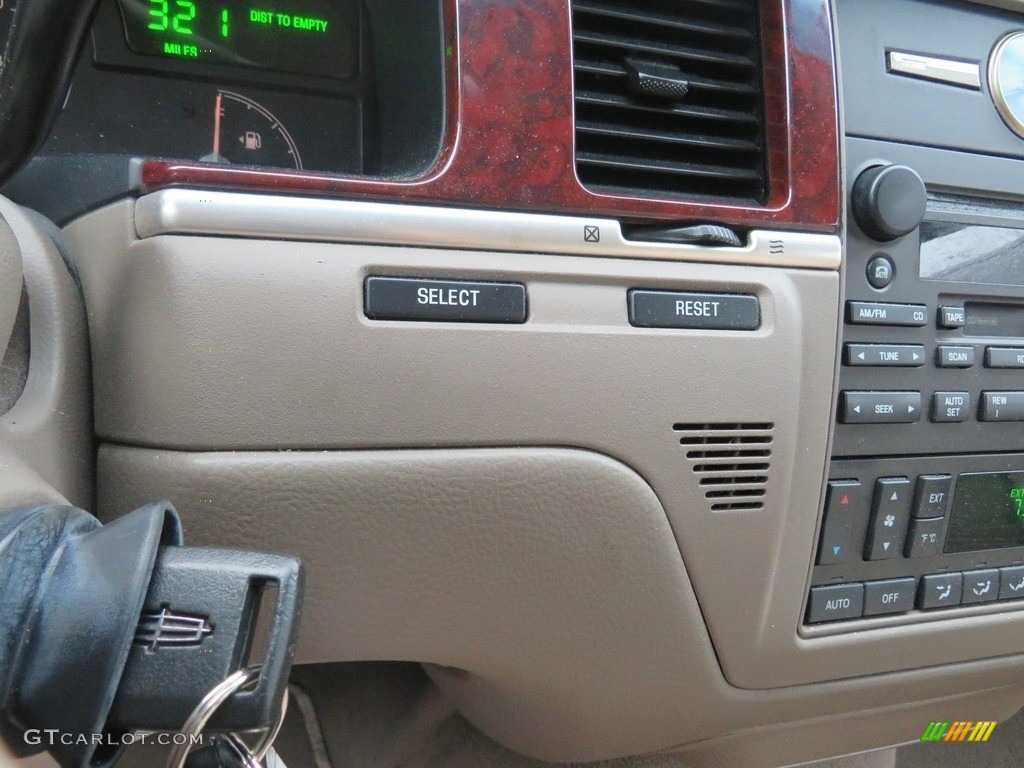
674 422 773 511
572 0 767 203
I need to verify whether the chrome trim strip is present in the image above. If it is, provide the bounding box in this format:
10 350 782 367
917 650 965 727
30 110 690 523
134 190 841 270
887 50 981 89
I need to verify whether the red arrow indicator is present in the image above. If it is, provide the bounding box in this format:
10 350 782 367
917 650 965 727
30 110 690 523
840 495 849 505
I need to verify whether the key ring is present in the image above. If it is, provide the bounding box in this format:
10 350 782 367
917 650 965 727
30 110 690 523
165 665 289 768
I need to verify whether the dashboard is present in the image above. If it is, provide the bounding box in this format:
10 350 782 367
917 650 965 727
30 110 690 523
6 0 1024 767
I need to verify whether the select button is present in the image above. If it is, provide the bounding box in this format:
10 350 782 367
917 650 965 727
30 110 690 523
628 290 760 330
365 277 527 323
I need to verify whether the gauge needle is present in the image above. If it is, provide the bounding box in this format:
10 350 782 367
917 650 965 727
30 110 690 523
213 90 223 157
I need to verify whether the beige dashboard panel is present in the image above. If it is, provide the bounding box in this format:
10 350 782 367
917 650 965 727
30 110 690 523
66 199 846 690
97 445 1024 764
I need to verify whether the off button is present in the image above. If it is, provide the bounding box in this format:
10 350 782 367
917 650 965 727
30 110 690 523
364 277 527 323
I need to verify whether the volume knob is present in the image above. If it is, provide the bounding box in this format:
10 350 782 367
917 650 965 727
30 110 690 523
851 164 927 241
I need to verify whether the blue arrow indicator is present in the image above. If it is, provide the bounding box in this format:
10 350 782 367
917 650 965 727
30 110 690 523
833 546 841 555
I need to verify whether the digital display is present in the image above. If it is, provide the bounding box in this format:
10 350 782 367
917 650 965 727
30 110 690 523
117 0 357 78
945 472 1024 553
920 221 1024 287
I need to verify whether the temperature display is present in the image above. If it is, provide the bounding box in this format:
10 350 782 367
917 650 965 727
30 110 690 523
117 0 357 79
946 472 1024 553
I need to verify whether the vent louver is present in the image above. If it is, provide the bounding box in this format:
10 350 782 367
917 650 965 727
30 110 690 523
572 0 767 203
674 422 773 511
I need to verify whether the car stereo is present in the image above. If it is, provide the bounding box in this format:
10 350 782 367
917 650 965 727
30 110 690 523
807 136 1024 626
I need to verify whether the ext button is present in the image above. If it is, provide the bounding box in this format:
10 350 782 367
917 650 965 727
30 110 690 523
628 290 760 330
961 568 999 604
364 277 527 323
979 391 1024 422
938 306 966 329
912 475 952 518
817 480 865 565
863 577 916 616
847 301 928 326
985 347 1024 368
806 583 865 623
936 346 974 368
865 477 912 560
918 572 962 609
998 566 1024 600
841 391 922 424
931 392 970 423
905 517 946 558
844 344 925 367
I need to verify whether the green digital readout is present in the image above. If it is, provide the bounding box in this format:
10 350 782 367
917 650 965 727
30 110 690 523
1013 487 1024 518
946 472 1024 553
117 0 357 78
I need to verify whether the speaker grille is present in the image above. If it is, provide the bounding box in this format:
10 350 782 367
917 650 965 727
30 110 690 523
674 422 773 511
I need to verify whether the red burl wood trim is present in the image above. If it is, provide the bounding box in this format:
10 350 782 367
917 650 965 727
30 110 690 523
141 0 840 232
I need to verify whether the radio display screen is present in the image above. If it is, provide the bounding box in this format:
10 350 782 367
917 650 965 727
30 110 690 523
945 471 1024 553
117 0 357 78
920 221 1024 287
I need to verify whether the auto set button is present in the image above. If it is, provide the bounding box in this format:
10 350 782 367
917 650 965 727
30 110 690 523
931 392 970 423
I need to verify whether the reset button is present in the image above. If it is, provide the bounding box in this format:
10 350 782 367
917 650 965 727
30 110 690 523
629 290 760 330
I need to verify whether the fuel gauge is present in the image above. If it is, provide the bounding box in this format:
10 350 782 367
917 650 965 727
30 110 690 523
201 89 303 169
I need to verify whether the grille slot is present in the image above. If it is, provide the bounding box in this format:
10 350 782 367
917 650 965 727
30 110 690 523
674 422 773 511
572 0 767 203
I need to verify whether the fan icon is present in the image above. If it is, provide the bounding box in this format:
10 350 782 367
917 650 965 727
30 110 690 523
883 514 896 527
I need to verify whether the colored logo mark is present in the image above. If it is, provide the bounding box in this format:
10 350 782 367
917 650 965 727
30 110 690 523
920 721 997 742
